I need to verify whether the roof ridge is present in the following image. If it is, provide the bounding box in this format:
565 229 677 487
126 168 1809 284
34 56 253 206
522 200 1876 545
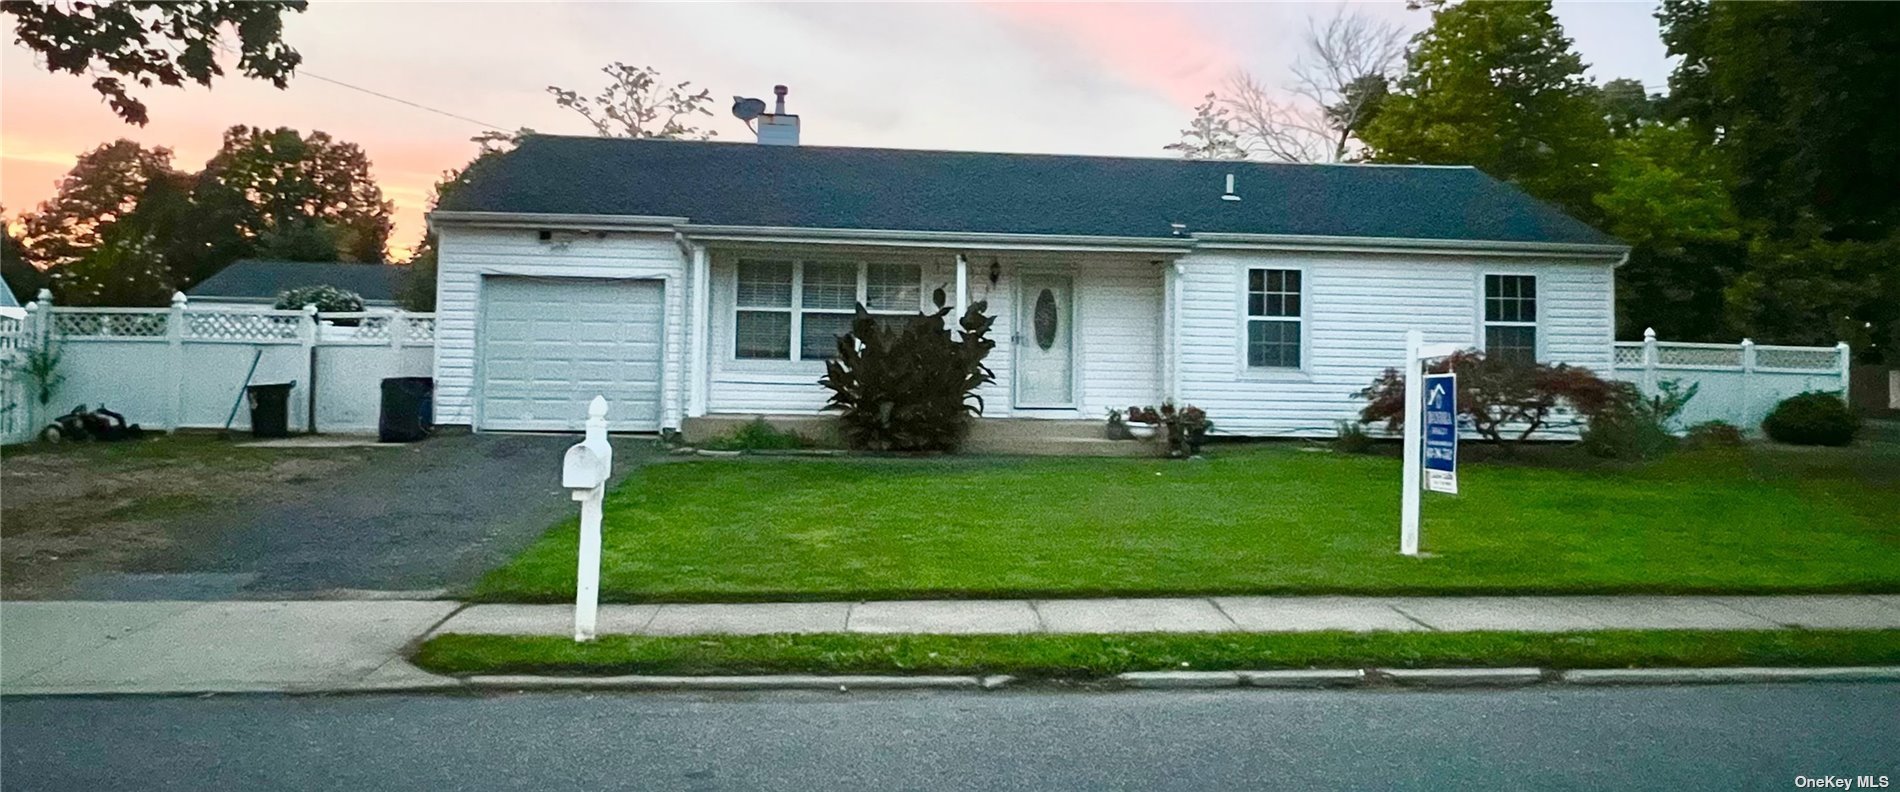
521 134 1479 171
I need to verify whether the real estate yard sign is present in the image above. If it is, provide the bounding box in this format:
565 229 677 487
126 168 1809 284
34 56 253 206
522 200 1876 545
1422 372 1457 495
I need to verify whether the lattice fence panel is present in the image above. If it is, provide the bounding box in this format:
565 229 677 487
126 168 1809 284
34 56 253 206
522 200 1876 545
1655 344 1742 367
1611 344 1645 367
405 316 436 343
184 311 303 341
52 311 169 339
1755 347 1839 371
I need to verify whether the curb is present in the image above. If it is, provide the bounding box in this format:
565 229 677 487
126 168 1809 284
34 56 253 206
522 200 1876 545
1240 669 1367 688
1378 667 1545 687
1560 666 1900 686
465 674 985 691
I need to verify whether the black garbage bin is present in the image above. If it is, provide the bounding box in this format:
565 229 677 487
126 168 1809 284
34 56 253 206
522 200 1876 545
245 382 295 439
379 376 434 443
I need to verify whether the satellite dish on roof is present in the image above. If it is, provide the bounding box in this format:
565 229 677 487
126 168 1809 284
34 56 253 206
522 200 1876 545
732 96 767 121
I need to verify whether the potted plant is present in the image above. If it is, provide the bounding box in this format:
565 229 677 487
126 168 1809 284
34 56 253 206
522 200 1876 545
1123 405 1161 439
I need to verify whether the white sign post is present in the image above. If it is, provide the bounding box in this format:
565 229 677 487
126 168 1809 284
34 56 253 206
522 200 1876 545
1400 330 1463 557
562 396 613 641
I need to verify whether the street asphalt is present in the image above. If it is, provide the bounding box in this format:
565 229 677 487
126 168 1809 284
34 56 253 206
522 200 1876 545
70 432 654 600
4 684 1895 791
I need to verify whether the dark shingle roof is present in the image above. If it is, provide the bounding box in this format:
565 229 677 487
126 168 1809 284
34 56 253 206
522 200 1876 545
437 136 1620 247
187 260 404 304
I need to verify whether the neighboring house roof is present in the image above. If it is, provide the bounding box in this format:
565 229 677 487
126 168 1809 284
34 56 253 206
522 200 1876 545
436 136 1622 248
186 260 404 305
0 286 19 309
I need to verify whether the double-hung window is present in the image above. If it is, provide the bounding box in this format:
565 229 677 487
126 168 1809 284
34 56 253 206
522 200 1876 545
1245 268 1302 369
1483 274 1537 365
733 259 922 361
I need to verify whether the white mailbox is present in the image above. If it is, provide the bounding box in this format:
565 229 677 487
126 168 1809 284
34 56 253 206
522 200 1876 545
565 396 613 641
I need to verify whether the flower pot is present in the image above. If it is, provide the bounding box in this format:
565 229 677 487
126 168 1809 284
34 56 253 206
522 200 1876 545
1126 423 1159 440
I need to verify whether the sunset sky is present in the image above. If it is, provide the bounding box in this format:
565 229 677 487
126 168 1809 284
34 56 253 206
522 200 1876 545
0 1 1673 260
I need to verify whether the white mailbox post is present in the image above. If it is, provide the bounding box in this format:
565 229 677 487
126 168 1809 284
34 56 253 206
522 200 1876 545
562 396 613 641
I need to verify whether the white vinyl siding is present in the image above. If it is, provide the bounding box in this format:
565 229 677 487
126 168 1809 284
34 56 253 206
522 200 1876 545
1175 250 1613 437
432 227 690 431
704 254 1164 419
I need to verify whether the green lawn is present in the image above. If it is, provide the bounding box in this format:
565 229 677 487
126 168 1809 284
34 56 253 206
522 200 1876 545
472 439 1900 603
413 630 1900 678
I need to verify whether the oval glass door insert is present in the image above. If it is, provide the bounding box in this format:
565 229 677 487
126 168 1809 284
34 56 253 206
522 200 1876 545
1033 288 1058 350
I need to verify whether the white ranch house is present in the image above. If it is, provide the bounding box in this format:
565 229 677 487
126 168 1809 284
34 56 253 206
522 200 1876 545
428 130 1629 441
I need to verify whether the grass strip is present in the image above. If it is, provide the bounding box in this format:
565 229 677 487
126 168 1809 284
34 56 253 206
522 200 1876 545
413 630 1900 679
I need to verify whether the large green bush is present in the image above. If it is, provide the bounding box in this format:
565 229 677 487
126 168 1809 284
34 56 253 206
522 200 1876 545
1761 391 1859 446
274 284 364 313
819 295 995 452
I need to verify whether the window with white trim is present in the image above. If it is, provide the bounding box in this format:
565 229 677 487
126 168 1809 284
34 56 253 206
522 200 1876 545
733 259 922 361
1483 274 1537 365
1245 268 1302 369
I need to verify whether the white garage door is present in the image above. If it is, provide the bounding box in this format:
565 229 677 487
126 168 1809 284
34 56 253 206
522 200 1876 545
478 276 664 431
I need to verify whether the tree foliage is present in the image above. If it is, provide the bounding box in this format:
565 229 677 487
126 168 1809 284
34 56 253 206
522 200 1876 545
200 125 393 263
1592 121 1741 339
1359 0 1611 221
19 140 178 272
1 205 46 304
549 63 716 140
1356 350 1624 445
2 1 306 125
1164 93 1246 161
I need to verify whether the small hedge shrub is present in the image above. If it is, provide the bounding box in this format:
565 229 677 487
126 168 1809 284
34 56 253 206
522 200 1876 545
1683 420 1745 449
702 417 809 451
273 284 365 314
1761 392 1859 446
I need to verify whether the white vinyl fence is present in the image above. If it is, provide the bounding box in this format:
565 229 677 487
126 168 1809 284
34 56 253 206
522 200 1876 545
1607 328 1851 434
0 290 432 444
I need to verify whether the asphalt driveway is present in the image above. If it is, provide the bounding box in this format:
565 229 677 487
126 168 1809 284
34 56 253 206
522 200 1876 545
67 432 655 600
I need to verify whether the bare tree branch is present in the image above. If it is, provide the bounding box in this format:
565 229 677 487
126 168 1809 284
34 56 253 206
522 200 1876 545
1210 9 1406 163
548 63 716 140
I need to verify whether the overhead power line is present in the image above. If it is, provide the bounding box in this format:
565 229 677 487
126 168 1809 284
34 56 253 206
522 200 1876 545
294 69 510 133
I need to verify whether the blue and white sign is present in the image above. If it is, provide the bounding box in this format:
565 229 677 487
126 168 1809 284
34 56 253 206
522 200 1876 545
1422 372 1458 494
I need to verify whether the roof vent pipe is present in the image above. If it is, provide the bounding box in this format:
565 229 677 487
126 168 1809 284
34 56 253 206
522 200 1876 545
773 85 787 115
1221 173 1241 202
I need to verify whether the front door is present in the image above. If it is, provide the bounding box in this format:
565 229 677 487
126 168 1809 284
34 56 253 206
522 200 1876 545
1014 274 1075 408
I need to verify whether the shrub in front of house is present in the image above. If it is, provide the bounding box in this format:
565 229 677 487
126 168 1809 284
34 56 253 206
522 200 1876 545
274 285 365 314
818 294 996 452
1581 379 1697 461
1355 350 1623 446
1333 420 1375 454
702 417 810 451
1761 391 1860 446
1683 420 1745 449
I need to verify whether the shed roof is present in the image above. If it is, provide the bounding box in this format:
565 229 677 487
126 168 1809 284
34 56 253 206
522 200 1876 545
187 260 404 304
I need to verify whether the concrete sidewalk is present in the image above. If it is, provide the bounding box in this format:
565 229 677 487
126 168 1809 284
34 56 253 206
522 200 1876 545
0 600 458 695
5 595 1899 695
436 595 1900 637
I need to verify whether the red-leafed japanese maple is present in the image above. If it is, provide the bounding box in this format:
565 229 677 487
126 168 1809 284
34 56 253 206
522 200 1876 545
1355 350 1623 444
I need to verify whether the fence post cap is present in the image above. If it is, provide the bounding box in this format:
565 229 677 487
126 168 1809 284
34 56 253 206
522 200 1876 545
170 291 188 306
1740 337 1753 346
1643 327 1657 341
34 288 52 304
302 303 319 315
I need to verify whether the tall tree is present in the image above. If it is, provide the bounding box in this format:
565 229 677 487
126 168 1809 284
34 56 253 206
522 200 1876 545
1593 121 1741 340
1359 0 1611 221
198 125 394 265
19 140 179 272
1164 93 1246 160
2 1 306 125
1660 0 1900 360
548 63 716 139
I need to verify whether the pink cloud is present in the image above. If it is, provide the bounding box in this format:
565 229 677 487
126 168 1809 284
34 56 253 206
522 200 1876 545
974 2 1243 107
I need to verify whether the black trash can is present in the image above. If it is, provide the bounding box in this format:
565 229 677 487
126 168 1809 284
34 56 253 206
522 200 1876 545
379 376 435 443
245 382 295 439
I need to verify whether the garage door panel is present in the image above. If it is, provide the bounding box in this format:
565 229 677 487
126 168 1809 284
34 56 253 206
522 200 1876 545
478 277 665 432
